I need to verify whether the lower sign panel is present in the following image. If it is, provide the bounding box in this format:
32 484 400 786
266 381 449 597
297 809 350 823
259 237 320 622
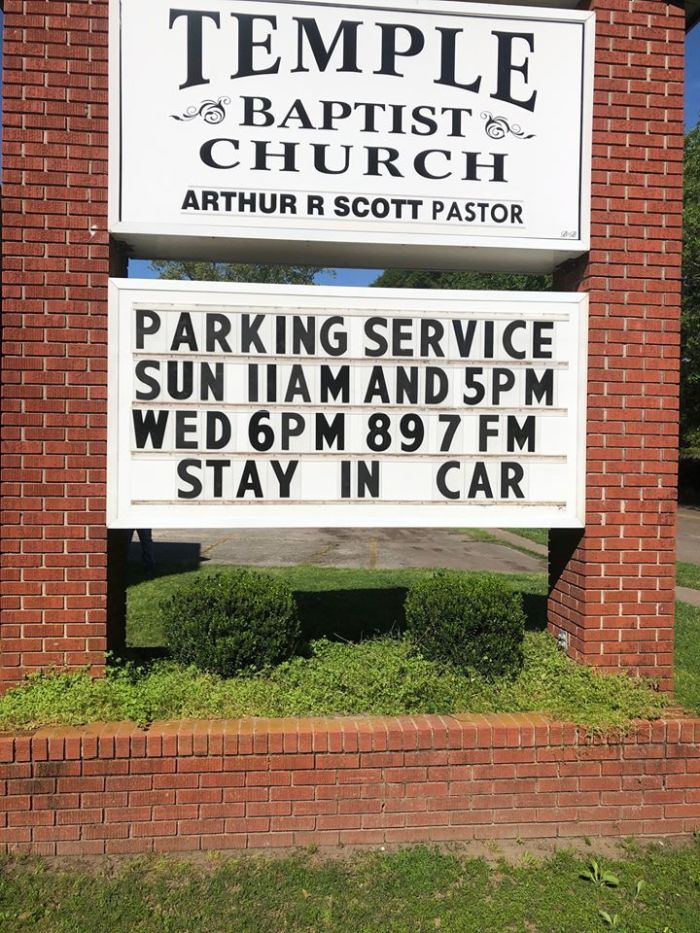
108 280 588 528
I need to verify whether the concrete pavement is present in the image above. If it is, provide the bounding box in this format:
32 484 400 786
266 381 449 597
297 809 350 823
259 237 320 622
144 526 545 574
677 586 700 607
678 507 700 564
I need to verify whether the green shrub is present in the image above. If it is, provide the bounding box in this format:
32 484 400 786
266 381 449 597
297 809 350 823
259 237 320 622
404 572 525 678
162 569 300 676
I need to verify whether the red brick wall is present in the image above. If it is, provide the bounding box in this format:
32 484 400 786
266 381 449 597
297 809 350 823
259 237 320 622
0 1 110 686
549 0 685 688
1 715 698 855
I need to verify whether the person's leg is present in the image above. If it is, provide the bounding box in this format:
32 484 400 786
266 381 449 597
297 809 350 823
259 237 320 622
136 529 155 572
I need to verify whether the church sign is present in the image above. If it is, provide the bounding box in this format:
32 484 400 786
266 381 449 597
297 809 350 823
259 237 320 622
107 280 588 528
109 0 595 271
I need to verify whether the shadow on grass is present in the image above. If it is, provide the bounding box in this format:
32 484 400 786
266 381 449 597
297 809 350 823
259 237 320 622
297 588 547 645
126 545 204 587
522 593 547 633
296 587 409 643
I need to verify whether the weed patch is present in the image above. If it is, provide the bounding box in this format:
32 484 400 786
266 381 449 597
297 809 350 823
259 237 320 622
675 601 700 713
0 631 667 732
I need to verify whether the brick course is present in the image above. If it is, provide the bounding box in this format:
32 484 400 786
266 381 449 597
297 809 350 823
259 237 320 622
1 714 698 855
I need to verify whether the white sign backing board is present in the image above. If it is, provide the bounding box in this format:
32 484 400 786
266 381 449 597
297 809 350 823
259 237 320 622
109 0 594 272
108 279 588 528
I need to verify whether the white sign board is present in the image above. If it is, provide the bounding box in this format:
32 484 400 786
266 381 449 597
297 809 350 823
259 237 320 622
108 279 587 528
109 0 594 271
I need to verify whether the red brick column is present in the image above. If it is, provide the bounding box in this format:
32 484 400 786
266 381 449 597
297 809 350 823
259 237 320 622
549 0 685 688
0 1 111 687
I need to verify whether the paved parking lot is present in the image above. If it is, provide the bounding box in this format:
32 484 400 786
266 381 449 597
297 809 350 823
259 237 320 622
678 507 700 564
134 508 698 581
142 525 545 574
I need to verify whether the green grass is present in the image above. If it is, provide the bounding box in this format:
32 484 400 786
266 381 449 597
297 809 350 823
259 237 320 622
0 632 668 732
456 527 502 543
1 843 700 932
456 527 547 560
3 564 699 731
122 563 700 725
506 527 549 547
677 562 700 591
675 601 700 714
126 564 546 648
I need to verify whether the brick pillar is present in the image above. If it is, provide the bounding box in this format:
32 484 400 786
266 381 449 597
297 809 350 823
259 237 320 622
1 1 111 687
548 0 684 689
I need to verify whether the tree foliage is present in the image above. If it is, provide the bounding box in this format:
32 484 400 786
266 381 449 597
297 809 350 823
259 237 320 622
372 267 551 291
683 122 700 448
149 260 327 286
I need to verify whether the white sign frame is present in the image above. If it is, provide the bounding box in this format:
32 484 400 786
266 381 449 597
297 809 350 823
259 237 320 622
108 0 595 272
108 278 588 528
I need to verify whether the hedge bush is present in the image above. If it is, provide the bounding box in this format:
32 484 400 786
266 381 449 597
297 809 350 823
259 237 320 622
404 572 525 678
162 569 300 676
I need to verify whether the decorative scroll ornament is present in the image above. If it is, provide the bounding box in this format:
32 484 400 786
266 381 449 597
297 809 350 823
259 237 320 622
171 97 231 125
481 112 535 140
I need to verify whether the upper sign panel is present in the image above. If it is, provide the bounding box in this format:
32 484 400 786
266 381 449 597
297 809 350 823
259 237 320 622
109 0 594 271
